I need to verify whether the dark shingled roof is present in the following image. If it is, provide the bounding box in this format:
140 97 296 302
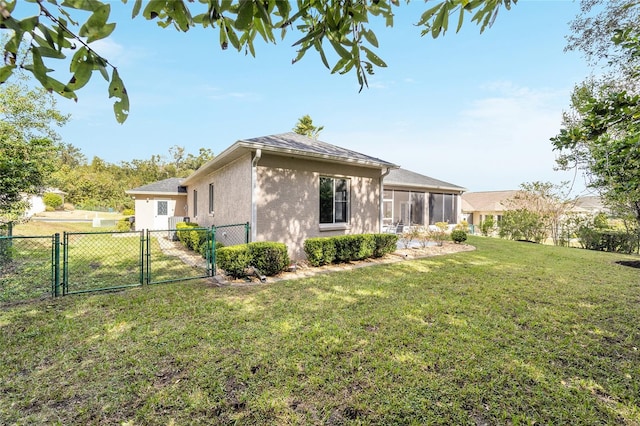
126 177 186 194
241 132 397 168
385 168 466 192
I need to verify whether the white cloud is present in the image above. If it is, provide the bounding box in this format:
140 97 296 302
328 81 586 194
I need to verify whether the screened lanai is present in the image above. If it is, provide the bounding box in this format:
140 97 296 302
382 168 466 231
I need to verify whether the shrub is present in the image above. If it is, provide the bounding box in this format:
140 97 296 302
176 222 207 251
480 216 495 236
122 208 135 216
199 240 224 259
579 228 639 254
373 233 398 257
116 217 132 232
217 245 251 278
43 193 63 210
304 237 336 266
451 229 467 244
333 235 374 262
248 242 290 276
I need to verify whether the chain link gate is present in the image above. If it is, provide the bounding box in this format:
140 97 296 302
0 234 57 304
146 228 214 284
62 230 144 295
1 223 250 304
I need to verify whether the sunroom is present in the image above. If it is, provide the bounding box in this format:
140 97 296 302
382 169 466 232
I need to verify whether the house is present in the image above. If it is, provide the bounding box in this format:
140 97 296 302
461 190 519 230
382 168 466 231
128 133 466 259
125 178 188 230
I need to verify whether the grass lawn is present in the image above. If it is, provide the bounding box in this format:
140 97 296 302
1 236 639 424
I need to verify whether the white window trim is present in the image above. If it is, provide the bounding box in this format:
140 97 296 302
319 176 351 226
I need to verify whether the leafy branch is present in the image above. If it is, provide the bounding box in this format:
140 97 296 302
1 0 516 123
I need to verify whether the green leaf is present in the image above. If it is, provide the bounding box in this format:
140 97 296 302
361 46 387 68
234 1 254 31
224 17 241 50
313 40 329 69
18 16 39 32
456 4 465 33
68 60 93 90
327 33 351 60
363 29 378 48
132 0 142 18
108 68 129 124
0 65 15 83
79 4 116 43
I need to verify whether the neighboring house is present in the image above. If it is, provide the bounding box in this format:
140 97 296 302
462 191 609 233
128 132 466 259
461 190 519 229
382 168 466 231
573 195 609 215
23 188 67 218
125 178 188 231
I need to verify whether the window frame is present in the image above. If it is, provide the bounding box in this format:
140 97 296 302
208 183 214 215
193 189 198 218
319 176 351 230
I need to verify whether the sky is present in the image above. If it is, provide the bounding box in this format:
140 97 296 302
10 0 596 194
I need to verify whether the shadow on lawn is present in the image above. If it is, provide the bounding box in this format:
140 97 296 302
616 260 640 269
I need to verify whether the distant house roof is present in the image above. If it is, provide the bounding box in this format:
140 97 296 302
183 132 398 185
574 195 606 212
385 168 466 192
461 190 519 212
125 178 186 196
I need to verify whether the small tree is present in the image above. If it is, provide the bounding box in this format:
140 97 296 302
480 216 495 236
293 115 324 139
43 193 63 210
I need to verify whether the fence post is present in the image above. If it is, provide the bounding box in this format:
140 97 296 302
145 229 150 285
54 233 60 297
140 230 145 285
62 232 68 295
210 226 216 276
245 222 250 244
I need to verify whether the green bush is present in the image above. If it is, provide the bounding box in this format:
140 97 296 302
579 228 638 254
451 229 467 244
116 217 132 232
43 193 63 210
332 234 375 262
373 233 398 257
303 237 337 266
176 222 207 251
217 245 251 278
198 240 224 259
248 242 290 276
122 208 135 216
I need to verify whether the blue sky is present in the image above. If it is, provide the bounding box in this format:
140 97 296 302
13 1 595 194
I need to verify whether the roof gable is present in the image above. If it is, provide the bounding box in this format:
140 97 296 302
126 177 186 195
461 190 519 212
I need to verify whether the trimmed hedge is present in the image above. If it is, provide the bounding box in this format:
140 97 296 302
216 245 251 278
217 241 290 278
304 233 398 266
248 242 290 276
451 229 467 244
176 222 207 252
303 237 337 267
373 233 398 257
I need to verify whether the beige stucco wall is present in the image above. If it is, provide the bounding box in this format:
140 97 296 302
255 154 382 260
132 195 187 230
186 153 252 229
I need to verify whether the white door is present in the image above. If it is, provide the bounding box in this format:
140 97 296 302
153 200 169 229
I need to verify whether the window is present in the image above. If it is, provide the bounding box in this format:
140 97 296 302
193 189 198 217
429 193 458 224
208 183 214 214
319 177 350 224
157 201 168 216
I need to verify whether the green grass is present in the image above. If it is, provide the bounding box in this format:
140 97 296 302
1 236 639 424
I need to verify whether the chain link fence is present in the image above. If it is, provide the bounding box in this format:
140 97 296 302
1 235 55 304
0 223 250 305
63 231 143 295
214 223 250 248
